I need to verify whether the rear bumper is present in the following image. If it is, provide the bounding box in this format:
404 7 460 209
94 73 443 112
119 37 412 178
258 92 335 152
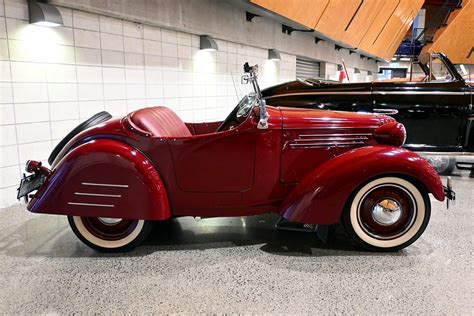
16 161 51 203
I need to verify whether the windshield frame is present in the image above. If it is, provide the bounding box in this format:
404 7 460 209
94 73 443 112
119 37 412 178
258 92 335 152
419 52 465 83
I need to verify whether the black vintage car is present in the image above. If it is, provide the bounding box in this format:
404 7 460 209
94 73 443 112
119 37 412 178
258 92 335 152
262 52 473 174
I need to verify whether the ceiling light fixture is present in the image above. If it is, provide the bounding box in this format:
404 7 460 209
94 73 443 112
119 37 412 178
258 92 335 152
28 0 64 27
200 35 218 51
268 49 281 61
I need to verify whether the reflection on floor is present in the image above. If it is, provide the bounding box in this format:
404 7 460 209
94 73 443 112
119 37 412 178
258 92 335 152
0 175 473 313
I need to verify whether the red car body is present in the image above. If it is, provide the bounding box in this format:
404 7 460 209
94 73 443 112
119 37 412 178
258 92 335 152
27 106 444 220
19 65 452 252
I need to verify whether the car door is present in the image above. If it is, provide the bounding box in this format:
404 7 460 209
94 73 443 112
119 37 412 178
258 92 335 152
372 80 469 151
169 126 256 194
166 107 283 215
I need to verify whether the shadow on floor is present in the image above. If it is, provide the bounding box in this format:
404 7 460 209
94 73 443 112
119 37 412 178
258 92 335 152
0 212 404 259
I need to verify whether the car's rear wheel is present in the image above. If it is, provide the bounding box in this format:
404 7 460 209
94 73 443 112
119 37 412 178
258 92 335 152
68 216 154 252
342 176 431 251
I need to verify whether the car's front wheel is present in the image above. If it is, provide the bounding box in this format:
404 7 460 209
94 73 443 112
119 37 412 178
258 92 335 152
342 176 431 251
68 216 154 252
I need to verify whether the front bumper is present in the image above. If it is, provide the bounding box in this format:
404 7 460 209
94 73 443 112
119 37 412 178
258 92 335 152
443 176 456 208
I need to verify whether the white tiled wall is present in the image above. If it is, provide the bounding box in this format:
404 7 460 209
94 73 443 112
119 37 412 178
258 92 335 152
0 0 296 207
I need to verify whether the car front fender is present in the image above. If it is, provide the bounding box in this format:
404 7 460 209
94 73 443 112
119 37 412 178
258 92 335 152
279 146 444 225
27 139 171 220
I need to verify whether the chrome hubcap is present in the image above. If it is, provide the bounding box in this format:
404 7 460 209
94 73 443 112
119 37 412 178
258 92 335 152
371 199 402 226
97 217 123 226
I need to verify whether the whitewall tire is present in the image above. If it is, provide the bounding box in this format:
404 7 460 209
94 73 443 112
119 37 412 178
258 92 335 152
68 216 154 252
342 176 431 251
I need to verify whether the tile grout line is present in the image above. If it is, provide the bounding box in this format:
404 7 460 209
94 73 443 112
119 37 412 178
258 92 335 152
122 18 129 113
3 3 22 191
98 14 106 114
159 26 164 113
71 9 82 123
45 27 55 165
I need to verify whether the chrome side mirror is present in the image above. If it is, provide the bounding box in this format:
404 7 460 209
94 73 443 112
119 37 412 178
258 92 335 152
241 62 269 129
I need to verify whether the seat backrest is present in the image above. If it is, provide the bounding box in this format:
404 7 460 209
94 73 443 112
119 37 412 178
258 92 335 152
128 106 192 137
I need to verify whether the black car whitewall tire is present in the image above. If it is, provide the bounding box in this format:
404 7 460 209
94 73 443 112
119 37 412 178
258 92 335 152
68 216 154 252
343 176 431 251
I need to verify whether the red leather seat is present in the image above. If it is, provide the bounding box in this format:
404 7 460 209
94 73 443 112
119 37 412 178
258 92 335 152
128 106 192 137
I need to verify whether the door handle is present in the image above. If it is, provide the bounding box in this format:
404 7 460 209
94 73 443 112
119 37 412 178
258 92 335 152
373 108 399 115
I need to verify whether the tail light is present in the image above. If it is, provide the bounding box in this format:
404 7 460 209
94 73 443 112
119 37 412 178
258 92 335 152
25 160 41 173
25 160 51 176
373 122 406 147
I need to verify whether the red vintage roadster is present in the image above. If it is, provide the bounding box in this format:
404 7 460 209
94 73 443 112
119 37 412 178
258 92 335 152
18 64 454 252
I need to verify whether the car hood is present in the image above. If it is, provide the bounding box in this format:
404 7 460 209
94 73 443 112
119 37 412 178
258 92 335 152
278 106 393 130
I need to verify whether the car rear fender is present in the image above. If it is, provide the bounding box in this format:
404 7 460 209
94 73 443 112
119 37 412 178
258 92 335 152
27 139 171 220
279 146 444 225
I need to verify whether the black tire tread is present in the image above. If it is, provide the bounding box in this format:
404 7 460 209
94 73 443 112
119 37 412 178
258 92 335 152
67 216 154 253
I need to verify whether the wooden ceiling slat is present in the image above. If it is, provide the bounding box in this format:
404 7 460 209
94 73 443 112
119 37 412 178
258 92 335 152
423 0 474 64
313 0 365 46
339 0 388 47
250 0 424 61
358 0 423 60
358 0 401 55
385 7 419 58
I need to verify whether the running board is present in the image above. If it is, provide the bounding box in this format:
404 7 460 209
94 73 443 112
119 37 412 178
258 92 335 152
275 217 329 243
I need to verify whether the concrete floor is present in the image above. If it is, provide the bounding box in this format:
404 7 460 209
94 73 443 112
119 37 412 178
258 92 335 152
0 175 472 314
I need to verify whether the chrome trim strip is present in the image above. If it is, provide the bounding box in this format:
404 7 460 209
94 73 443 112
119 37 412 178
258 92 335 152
81 182 129 188
264 91 466 99
74 192 122 198
294 137 368 142
373 91 465 95
264 91 372 99
290 141 365 147
293 126 378 130
300 133 372 137
416 152 474 156
374 108 399 115
68 202 114 208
